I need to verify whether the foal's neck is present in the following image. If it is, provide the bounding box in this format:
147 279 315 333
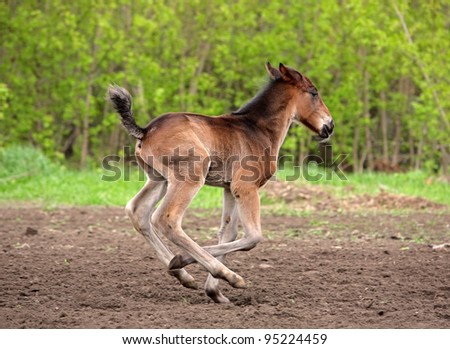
238 84 295 155
256 106 294 155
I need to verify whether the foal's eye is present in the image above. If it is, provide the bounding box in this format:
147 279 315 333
310 91 318 97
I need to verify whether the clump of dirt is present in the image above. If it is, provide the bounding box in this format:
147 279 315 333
348 191 445 210
263 181 332 202
262 180 447 211
372 159 403 173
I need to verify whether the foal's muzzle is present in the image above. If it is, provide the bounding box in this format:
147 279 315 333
318 119 334 143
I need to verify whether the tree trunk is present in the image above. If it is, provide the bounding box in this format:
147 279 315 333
80 82 92 168
393 3 449 132
363 69 373 171
353 123 360 173
187 41 211 108
109 124 121 155
62 124 79 160
137 78 148 120
408 131 414 169
414 128 424 170
380 90 389 164
80 24 100 168
391 77 405 167
440 144 449 176
298 135 306 167
391 115 401 167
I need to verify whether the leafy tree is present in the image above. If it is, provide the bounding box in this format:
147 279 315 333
0 0 448 174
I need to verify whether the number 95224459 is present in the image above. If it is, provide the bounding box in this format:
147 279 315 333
264 333 327 345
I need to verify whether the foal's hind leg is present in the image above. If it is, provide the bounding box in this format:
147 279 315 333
152 180 246 289
126 179 197 289
204 188 239 303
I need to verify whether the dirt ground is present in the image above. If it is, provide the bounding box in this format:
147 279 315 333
1 194 449 328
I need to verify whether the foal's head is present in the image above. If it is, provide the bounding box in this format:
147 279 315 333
266 62 334 142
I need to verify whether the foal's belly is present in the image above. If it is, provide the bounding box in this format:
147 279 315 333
204 160 232 188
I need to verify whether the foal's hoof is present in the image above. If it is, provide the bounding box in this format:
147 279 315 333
168 254 184 270
229 275 247 289
167 269 198 290
181 279 199 290
206 290 231 304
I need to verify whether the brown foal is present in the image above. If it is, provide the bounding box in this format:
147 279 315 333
108 63 334 303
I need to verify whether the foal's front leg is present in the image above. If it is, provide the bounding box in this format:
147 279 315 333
204 188 239 303
170 183 263 268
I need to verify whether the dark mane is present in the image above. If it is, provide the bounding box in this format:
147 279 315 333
232 80 280 116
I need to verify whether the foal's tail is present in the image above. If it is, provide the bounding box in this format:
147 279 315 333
107 84 145 140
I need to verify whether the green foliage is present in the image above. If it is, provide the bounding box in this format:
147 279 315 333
0 144 57 178
0 0 449 172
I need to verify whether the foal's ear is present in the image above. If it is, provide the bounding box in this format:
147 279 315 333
266 62 281 80
279 63 302 83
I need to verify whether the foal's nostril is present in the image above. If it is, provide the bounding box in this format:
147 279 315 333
320 126 329 138
319 119 334 139
327 119 334 134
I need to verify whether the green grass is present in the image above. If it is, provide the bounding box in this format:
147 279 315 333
0 145 223 208
1 145 449 208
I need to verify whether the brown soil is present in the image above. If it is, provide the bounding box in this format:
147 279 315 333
1 203 449 329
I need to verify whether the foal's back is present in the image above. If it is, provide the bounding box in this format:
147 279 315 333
141 112 270 158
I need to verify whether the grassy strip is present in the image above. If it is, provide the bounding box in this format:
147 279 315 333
1 146 448 208
0 145 223 208
1 167 224 208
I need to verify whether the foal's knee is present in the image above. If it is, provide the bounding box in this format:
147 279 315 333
151 210 179 239
125 200 140 229
125 200 135 219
